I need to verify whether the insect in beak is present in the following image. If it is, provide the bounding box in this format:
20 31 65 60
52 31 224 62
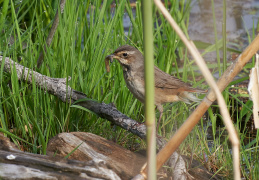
105 55 114 72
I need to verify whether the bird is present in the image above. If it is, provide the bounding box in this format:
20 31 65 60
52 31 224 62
105 45 206 131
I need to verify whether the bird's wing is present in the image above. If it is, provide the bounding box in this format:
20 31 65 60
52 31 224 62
154 66 205 93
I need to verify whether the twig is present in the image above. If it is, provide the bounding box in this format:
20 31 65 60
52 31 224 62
36 0 66 68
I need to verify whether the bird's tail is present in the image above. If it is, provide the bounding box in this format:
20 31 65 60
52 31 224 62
178 91 204 104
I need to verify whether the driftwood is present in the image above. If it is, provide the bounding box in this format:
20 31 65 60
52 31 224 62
46 132 221 180
0 132 221 179
0 133 121 180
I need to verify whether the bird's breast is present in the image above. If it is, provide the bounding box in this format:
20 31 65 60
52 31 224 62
123 70 145 103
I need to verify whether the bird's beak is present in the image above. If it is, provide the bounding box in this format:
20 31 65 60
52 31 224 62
105 54 126 72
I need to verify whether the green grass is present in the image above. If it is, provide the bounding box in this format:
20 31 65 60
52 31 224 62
0 0 258 179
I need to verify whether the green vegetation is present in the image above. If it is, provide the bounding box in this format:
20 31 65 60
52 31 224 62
0 0 258 179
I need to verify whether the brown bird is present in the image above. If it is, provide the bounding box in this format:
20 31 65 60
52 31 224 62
105 45 206 130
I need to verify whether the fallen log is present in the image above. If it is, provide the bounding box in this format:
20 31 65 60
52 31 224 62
0 132 221 179
0 134 121 180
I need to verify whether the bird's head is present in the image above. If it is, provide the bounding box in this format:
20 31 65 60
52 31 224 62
105 45 144 72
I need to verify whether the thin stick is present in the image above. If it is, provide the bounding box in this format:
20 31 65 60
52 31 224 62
37 0 66 68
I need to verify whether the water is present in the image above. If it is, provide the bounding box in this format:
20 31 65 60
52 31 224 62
189 0 259 62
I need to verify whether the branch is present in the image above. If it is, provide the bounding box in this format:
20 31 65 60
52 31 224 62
2 56 146 137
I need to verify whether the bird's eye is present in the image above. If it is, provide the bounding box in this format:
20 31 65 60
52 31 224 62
122 53 128 57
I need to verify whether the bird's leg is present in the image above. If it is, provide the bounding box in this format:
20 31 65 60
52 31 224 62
156 105 164 132
156 111 163 132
